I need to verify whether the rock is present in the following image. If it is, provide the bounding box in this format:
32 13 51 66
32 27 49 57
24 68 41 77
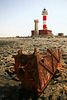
64 89 67 95
62 72 67 82
56 77 62 83
38 98 43 100
57 96 62 100
64 60 67 64
54 72 61 78
0 61 2 65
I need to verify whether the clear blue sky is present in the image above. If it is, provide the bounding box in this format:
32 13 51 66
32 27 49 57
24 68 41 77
0 0 67 37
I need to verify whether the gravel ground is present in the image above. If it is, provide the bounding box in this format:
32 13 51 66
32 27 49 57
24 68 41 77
0 36 67 100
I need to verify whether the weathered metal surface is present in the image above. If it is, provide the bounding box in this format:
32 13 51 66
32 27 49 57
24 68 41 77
12 48 62 95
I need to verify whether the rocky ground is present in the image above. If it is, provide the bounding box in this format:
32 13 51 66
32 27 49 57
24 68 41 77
0 36 67 100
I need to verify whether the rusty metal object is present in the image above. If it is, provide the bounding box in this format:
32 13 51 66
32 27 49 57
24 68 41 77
12 48 62 95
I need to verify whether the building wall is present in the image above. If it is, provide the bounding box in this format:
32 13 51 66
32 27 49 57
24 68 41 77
31 30 52 36
39 30 52 35
31 31 35 36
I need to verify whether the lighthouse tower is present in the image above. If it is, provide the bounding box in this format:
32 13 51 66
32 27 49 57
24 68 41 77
42 8 48 30
31 8 52 36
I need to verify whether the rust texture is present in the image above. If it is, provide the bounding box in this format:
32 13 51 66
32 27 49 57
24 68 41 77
13 48 62 95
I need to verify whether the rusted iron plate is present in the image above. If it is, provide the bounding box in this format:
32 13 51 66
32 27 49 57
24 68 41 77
12 48 62 95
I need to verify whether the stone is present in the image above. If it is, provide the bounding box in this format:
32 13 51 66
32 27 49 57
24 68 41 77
64 60 67 64
56 77 62 83
0 61 2 65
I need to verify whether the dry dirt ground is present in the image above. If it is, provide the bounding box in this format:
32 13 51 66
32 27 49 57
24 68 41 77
0 36 67 100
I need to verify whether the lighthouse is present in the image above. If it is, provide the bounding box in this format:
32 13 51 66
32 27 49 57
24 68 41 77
42 8 48 30
31 8 52 36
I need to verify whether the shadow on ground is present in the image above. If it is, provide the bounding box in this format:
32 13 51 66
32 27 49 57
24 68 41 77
0 86 38 100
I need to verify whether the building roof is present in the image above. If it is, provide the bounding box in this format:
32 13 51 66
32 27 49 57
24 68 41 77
44 8 46 11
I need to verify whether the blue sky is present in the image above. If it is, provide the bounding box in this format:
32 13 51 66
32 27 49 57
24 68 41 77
0 0 67 37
